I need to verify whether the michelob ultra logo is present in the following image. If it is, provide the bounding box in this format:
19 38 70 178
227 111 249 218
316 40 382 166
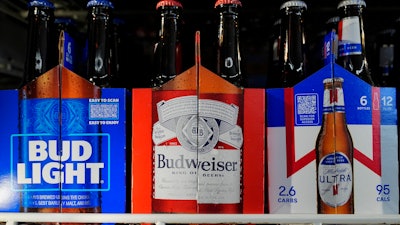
11 133 110 191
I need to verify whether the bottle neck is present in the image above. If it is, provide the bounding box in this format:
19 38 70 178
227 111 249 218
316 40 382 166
322 81 345 114
279 6 306 87
216 4 242 88
152 6 182 87
23 6 56 86
338 5 365 56
337 4 374 85
86 5 113 87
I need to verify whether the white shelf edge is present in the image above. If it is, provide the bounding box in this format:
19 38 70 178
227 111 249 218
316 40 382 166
0 213 399 224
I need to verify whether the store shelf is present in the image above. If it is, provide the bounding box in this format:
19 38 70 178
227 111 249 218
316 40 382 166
0 213 400 225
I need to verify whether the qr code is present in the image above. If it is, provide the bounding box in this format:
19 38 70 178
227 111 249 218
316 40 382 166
296 94 317 115
90 103 118 119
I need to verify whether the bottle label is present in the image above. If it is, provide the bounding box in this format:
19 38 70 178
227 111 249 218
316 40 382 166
338 16 362 57
318 152 353 207
153 94 242 204
15 98 109 208
323 84 345 113
62 31 75 71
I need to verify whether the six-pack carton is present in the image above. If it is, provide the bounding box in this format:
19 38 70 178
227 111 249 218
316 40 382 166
0 66 127 215
131 32 265 214
267 63 399 214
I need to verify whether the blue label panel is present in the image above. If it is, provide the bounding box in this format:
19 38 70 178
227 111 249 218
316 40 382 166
63 31 75 71
15 98 111 208
295 93 319 126
338 43 362 57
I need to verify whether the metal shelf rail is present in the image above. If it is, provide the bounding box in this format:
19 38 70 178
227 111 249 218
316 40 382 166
0 213 400 225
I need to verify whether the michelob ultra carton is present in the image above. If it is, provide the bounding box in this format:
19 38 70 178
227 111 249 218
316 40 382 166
0 65 127 217
267 63 398 214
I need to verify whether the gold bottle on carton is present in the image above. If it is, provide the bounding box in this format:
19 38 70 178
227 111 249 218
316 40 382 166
316 77 354 214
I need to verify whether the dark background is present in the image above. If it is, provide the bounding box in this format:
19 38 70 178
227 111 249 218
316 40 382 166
0 0 399 89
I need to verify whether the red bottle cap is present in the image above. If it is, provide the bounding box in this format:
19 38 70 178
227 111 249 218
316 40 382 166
214 0 242 8
156 0 183 9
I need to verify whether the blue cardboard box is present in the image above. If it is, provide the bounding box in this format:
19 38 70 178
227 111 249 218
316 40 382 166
0 66 126 216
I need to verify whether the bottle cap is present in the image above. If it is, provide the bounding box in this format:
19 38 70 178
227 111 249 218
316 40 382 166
87 0 114 9
323 77 344 84
280 0 307 10
337 0 366 9
28 0 55 9
156 0 183 9
214 0 242 8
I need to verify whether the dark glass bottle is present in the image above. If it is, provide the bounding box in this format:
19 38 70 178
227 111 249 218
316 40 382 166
86 0 114 87
278 0 308 88
22 0 57 87
266 18 281 88
337 0 375 85
110 17 126 88
393 17 400 87
374 28 396 87
151 0 183 88
215 0 243 88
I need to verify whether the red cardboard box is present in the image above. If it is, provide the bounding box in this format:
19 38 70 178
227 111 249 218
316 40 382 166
131 32 265 214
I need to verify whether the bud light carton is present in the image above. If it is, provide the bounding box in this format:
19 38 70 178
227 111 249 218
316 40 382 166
0 65 127 219
267 62 399 214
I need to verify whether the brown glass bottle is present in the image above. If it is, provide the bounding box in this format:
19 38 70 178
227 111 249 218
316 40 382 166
86 0 114 87
337 0 375 85
151 0 183 88
278 0 308 87
215 0 244 88
316 77 354 214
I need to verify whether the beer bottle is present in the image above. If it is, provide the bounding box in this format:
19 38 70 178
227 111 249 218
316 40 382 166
109 17 125 88
266 18 281 88
337 0 375 85
278 0 308 88
393 17 400 87
86 0 114 87
151 0 183 88
215 0 244 88
374 28 396 87
22 0 57 87
316 77 354 214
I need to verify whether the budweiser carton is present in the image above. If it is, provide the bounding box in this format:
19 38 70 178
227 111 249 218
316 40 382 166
267 63 398 214
131 32 265 214
0 66 127 218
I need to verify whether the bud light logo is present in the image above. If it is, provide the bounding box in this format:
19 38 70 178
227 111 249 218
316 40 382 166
11 133 110 191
